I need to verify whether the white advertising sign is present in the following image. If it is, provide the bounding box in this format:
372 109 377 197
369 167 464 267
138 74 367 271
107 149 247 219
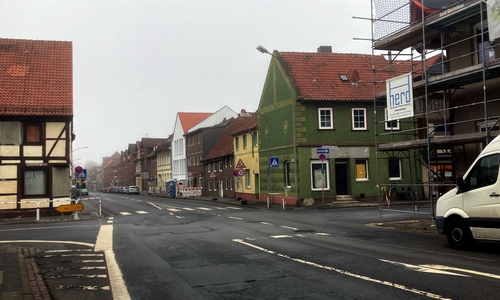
386 72 414 121
488 0 500 43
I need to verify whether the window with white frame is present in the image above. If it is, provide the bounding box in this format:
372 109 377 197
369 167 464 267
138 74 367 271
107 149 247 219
230 177 233 190
235 137 239 150
208 180 212 191
352 108 367 130
355 159 369 181
208 164 211 172
213 163 217 172
318 108 333 129
245 169 251 188
214 180 218 191
243 135 247 149
219 161 223 171
388 158 402 180
225 178 229 190
253 132 258 147
384 108 400 130
310 161 330 191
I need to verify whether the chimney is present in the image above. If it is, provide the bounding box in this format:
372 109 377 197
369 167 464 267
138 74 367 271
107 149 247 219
317 46 332 53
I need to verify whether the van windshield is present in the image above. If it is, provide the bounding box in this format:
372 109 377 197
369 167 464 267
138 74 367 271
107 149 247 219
465 153 500 190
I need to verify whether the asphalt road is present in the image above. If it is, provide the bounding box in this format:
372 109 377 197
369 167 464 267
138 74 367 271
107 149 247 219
2 192 500 299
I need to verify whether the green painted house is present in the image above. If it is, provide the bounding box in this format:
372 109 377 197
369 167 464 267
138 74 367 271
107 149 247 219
257 47 416 205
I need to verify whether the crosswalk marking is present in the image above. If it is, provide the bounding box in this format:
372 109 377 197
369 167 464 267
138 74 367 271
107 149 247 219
120 212 131 216
182 208 195 211
136 211 149 214
166 208 181 212
226 207 243 210
197 207 213 210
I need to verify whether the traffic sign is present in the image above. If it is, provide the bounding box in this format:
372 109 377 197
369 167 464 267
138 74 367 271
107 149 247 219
235 159 246 169
270 157 279 168
319 154 326 161
55 203 84 213
237 169 245 177
75 166 83 174
316 148 330 154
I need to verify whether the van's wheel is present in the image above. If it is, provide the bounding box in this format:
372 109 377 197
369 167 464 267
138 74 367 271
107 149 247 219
446 219 472 249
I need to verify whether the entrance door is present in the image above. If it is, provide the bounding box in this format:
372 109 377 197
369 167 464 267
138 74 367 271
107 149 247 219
335 160 348 195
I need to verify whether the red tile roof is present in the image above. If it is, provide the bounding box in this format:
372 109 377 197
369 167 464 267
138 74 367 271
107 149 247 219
178 112 212 134
0 38 73 116
278 52 393 101
202 113 258 161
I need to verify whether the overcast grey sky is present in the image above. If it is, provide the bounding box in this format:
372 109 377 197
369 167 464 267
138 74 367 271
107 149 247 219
1 0 372 166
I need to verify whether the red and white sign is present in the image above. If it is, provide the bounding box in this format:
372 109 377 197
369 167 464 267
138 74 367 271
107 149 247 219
75 166 83 174
210 171 217 178
237 169 245 177
235 159 246 169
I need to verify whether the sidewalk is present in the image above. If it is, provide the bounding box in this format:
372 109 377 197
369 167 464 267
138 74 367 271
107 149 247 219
0 200 103 300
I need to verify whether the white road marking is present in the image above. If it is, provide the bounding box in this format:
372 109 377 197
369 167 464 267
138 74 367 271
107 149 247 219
226 207 243 210
183 208 195 211
270 235 293 239
95 224 131 300
0 240 94 247
119 212 131 216
315 233 330 236
281 225 298 230
215 207 228 210
148 202 163 210
167 208 181 212
45 249 92 253
261 222 273 225
197 207 213 210
229 216 244 220
136 211 149 214
381 259 500 279
232 239 450 300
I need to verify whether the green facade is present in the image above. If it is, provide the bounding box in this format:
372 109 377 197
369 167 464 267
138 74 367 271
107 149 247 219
258 54 416 204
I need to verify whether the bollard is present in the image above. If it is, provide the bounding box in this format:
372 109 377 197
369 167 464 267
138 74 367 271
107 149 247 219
283 198 285 210
36 203 40 221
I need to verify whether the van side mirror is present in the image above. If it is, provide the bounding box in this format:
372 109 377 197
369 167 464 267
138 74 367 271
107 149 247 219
456 175 465 192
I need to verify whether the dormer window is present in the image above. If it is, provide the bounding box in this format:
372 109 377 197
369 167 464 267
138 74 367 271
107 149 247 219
339 75 349 82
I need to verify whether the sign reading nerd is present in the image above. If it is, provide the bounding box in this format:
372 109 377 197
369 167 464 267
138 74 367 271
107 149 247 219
386 72 414 121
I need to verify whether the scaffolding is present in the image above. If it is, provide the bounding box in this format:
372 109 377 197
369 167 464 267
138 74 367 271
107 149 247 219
371 0 500 217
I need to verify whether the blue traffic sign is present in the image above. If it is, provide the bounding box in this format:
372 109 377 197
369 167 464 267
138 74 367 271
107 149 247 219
270 157 280 168
316 148 330 154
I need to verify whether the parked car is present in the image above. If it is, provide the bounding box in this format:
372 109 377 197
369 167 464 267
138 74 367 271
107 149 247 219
122 186 130 194
128 186 139 195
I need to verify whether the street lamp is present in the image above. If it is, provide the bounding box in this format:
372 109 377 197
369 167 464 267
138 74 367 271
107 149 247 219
257 112 272 208
257 45 299 206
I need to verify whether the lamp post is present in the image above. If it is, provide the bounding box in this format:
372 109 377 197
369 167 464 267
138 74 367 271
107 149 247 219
257 45 299 206
257 112 272 208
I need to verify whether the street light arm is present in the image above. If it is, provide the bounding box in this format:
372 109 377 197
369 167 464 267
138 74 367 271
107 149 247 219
72 146 88 153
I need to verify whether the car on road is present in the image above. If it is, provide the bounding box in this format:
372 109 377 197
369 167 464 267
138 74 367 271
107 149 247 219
81 188 89 196
127 186 139 195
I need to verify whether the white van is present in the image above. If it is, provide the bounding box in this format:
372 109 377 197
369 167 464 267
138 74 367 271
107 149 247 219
436 134 500 249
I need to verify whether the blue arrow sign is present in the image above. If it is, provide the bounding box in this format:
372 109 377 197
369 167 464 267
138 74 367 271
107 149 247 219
316 148 330 154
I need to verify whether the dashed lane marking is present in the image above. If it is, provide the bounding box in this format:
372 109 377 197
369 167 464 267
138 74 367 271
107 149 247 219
232 239 450 300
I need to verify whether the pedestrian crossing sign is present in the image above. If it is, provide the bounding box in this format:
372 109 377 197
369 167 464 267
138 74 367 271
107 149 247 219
270 157 279 168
